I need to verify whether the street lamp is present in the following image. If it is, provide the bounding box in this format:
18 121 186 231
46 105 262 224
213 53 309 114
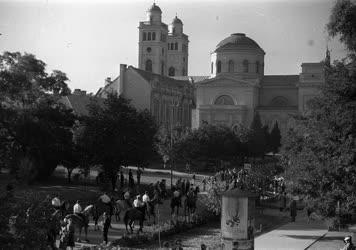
170 101 180 189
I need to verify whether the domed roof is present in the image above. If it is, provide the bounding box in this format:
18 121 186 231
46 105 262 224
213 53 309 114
149 3 162 13
215 33 264 53
172 16 183 25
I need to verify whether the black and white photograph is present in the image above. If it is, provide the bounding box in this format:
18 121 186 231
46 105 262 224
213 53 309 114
0 0 355 249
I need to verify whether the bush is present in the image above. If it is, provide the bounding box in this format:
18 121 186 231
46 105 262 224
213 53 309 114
16 156 38 184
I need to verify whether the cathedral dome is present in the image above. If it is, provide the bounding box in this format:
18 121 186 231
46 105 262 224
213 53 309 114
172 16 183 24
149 3 162 13
215 33 264 53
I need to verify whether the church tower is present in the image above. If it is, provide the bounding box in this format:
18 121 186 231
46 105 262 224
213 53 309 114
138 3 169 75
167 16 189 76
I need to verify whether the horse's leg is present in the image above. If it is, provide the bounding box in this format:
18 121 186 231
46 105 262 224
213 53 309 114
84 225 89 242
129 220 134 233
77 226 82 243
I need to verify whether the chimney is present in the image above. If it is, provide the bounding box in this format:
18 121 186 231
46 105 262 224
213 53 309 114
105 77 111 86
73 89 86 96
119 64 127 95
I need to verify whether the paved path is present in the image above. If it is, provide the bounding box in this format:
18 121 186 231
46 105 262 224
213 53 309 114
255 212 327 250
307 231 347 250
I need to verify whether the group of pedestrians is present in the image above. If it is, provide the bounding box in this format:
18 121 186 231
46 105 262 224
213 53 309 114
118 168 143 189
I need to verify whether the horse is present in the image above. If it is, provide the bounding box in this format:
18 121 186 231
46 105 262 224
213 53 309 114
47 210 62 249
114 199 132 222
64 205 93 242
123 207 144 234
145 198 162 225
92 200 114 230
183 191 198 222
170 193 182 221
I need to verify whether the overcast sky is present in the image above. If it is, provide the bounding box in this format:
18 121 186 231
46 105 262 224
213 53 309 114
0 0 347 94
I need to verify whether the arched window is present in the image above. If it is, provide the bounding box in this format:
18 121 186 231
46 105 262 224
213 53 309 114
171 43 174 50
152 32 156 40
168 67 175 76
228 60 234 72
256 61 260 73
182 67 186 76
211 62 214 74
270 96 289 106
214 95 234 105
217 60 222 73
243 59 249 73
147 32 151 41
145 59 152 72
143 32 147 41
175 42 178 50
161 61 165 75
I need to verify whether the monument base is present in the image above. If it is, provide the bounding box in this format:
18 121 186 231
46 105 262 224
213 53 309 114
222 238 254 250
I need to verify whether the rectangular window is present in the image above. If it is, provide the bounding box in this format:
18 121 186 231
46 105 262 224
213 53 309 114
148 32 151 41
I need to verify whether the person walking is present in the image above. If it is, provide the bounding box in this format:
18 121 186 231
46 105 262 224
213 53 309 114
120 170 124 188
129 169 134 188
340 236 355 250
102 212 111 245
66 218 75 250
290 199 297 222
136 168 142 186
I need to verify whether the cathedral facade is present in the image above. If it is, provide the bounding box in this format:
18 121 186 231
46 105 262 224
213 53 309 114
97 3 324 135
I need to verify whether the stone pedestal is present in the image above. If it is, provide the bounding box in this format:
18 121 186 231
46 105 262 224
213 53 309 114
221 189 258 250
349 225 356 245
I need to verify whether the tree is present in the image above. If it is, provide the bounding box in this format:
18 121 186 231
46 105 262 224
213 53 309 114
270 122 282 154
248 112 267 157
172 124 247 171
282 0 356 219
0 51 74 180
79 93 157 190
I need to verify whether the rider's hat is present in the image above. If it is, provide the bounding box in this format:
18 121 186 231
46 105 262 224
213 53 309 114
344 236 352 243
136 195 141 198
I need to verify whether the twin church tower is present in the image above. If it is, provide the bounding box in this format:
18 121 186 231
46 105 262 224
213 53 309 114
138 3 189 77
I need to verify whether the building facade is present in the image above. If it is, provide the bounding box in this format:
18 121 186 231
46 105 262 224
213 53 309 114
96 64 194 129
138 3 189 77
98 4 325 135
193 33 324 134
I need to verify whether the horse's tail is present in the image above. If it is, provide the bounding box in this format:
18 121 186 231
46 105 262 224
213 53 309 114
123 210 129 224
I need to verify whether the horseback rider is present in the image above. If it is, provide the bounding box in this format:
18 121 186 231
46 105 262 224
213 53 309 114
123 190 131 208
133 195 144 208
341 236 355 250
173 187 181 206
73 200 86 222
52 195 62 210
98 192 113 215
142 191 150 204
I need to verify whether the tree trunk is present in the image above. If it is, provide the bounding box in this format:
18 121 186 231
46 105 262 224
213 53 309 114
111 174 117 191
67 168 73 183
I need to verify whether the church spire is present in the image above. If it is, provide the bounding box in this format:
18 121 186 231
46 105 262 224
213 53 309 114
325 45 331 67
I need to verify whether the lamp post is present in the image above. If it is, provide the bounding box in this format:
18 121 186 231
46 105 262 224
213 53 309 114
170 101 180 189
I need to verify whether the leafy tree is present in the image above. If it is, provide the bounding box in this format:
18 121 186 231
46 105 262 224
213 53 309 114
282 0 356 218
80 93 157 190
248 112 267 157
173 124 246 171
263 124 271 153
0 51 74 179
270 122 282 154
0 191 56 249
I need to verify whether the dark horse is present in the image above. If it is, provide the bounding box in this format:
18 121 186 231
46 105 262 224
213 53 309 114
47 210 62 249
170 193 182 220
92 201 114 230
65 205 93 242
183 191 198 222
143 197 163 225
123 207 145 234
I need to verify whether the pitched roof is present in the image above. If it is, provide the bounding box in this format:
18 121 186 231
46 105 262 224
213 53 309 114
262 75 299 86
60 94 104 116
130 66 191 88
172 76 210 84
